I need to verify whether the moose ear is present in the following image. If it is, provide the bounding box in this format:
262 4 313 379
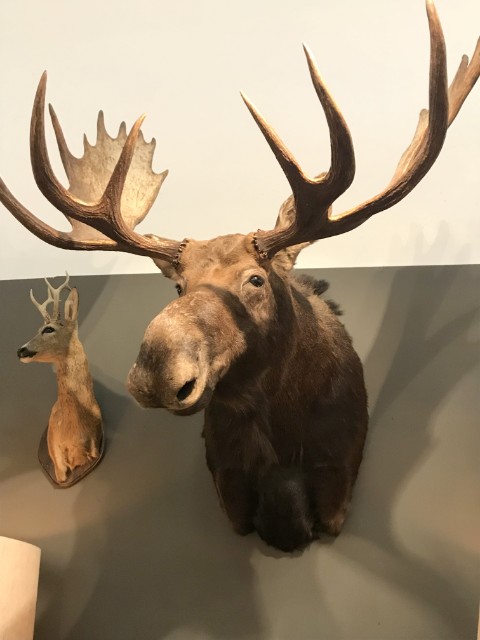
64 287 79 322
151 257 177 279
271 194 311 272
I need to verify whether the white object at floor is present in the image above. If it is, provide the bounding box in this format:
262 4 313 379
0 536 41 640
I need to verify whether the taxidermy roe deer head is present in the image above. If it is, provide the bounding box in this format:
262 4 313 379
17 275 103 486
1 2 478 549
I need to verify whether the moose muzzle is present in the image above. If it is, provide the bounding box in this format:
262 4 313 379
127 290 247 414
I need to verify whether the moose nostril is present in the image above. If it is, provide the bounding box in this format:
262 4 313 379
176 378 197 402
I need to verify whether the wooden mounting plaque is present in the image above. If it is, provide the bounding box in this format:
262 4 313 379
37 426 106 489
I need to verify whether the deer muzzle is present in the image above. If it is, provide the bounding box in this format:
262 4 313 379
17 345 38 361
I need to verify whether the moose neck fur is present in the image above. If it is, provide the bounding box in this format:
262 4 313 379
205 266 366 471
129 232 366 466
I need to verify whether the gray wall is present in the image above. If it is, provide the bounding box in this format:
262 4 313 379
0 266 478 639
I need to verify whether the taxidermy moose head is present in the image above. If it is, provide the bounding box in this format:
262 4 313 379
17 275 104 486
1 2 478 549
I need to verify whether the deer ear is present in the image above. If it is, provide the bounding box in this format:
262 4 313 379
64 287 79 322
271 194 311 272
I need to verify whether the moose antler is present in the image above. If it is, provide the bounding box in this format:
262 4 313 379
246 0 480 259
30 272 70 322
0 1 477 266
0 73 182 262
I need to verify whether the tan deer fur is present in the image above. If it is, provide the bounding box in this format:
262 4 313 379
17 277 102 484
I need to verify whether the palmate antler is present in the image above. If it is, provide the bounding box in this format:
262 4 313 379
0 74 181 262
245 0 480 259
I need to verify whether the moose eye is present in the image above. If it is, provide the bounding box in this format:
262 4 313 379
42 326 55 334
249 275 265 288
175 284 183 296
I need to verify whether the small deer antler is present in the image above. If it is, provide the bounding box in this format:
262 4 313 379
0 75 182 262
246 0 480 258
30 273 71 322
30 287 55 323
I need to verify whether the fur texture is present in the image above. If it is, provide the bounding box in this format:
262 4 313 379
129 234 368 552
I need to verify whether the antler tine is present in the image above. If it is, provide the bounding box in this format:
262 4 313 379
242 45 355 257
0 73 180 261
0 175 98 250
0 86 111 251
28 73 181 262
51 105 169 230
45 272 71 321
249 0 478 254
322 0 478 235
48 103 77 178
387 13 479 189
447 36 480 123
302 44 356 197
30 286 54 323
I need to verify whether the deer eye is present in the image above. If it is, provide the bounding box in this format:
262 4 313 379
175 284 183 296
42 326 55 334
249 275 265 288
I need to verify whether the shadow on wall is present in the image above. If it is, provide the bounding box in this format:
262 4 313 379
342 263 479 637
0 265 478 640
39 400 265 640
21 274 265 640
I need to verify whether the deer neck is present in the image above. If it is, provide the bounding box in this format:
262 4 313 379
54 334 94 404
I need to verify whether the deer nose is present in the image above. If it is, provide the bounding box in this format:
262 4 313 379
17 346 37 359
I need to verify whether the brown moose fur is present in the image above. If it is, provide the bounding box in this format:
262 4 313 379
128 232 368 552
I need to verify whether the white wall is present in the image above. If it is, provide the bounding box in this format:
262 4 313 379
0 0 478 280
